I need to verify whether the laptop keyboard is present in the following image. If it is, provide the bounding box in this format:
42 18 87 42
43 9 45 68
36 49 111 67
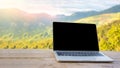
57 51 103 56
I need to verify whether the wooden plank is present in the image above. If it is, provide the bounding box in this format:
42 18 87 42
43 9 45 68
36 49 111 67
0 49 119 68
0 58 65 68
0 49 53 57
103 51 120 59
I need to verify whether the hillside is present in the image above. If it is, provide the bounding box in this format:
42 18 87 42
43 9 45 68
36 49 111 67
75 12 120 51
0 9 53 35
0 9 53 49
75 12 120 26
98 20 120 51
0 9 53 26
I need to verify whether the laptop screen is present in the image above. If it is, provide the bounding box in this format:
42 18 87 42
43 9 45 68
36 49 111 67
53 22 99 51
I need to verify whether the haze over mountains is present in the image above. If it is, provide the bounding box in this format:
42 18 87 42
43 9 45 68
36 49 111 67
55 5 120 21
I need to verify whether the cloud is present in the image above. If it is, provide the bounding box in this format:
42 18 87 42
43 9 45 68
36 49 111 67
0 0 119 15
55 0 120 9
52 0 120 14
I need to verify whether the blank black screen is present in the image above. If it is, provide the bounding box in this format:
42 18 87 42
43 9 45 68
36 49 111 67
53 22 99 51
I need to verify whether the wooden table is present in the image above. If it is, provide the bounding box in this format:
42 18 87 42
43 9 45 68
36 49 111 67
0 49 119 68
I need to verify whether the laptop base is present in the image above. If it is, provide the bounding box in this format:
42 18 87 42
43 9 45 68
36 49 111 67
54 51 113 62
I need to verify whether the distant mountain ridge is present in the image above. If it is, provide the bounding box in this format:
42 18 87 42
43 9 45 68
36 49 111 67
75 12 120 26
0 8 54 36
55 5 120 21
99 5 120 14
0 8 53 26
55 11 98 22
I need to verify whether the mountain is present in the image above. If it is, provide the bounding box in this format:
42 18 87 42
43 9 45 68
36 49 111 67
55 11 98 22
33 13 53 26
99 5 120 14
55 5 120 21
0 9 28 22
0 8 54 29
0 8 53 25
0 9 54 49
0 8 53 36
75 12 120 26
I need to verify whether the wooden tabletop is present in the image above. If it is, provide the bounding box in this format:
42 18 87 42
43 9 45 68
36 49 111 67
0 49 119 68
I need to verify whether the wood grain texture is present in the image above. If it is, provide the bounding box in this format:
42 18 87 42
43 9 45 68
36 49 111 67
0 49 119 68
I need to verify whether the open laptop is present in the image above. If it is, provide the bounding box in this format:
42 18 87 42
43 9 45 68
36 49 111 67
53 22 113 62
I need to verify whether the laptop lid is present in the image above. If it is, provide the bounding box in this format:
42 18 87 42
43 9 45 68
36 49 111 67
53 22 99 51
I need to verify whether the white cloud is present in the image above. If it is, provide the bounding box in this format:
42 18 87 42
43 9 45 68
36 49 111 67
53 0 120 15
0 0 119 15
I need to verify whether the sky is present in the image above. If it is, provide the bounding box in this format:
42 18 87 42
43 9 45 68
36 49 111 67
0 0 120 16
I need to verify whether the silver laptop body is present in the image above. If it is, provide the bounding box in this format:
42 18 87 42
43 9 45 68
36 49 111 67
53 22 113 62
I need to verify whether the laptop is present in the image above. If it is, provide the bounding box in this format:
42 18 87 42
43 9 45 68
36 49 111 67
53 22 113 62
